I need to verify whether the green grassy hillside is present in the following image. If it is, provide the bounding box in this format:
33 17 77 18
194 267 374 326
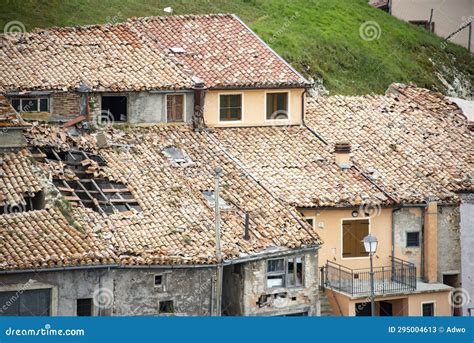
1 0 472 96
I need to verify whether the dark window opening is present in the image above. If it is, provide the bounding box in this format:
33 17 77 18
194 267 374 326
167 94 184 122
406 232 420 247
0 191 44 215
355 302 372 316
154 275 163 286
76 298 93 316
266 92 288 120
159 300 174 314
101 96 127 122
422 302 434 316
0 289 51 316
305 218 314 228
219 94 242 121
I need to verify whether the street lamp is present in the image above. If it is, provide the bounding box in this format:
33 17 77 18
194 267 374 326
363 234 378 316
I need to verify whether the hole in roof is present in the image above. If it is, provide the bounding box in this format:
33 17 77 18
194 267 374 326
31 147 141 214
162 146 195 167
170 47 186 54
202 191 231 210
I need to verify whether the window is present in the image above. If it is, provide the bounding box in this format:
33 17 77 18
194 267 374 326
11 98 49 113
76 298 93 316
166 94 184 122
406 232 420 247
342 219 369 258
219 94 242 121
0 289 51 316
159 300 174 314
266 256 304 288
101 96 127 122
266 92 288 120
422 302 435 316
154 275 163 286
162 146 195 167
202 191 231 210
304 218 314 228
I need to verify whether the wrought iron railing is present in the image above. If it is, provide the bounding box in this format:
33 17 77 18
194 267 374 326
322 257 416 297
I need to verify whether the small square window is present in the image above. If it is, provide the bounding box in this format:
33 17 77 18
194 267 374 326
76 298 93 316
266 92 288 120
219 94 242 121
154 275 163 286
39 98 49 112
406 232 420 247
159 300 174 314
422 302 434 316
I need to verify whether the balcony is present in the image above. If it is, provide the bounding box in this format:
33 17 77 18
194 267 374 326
321 257 417 297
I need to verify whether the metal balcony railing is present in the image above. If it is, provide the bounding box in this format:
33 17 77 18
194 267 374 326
321 257 416 297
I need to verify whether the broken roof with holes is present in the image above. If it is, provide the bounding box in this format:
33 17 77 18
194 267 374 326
0 123 321 270
304 84 474 203
209 126 390 208
0 14 308 93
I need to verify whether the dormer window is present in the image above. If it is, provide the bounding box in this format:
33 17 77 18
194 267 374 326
11 97 49 113
219 94 242 122
202 191 231 210
162 146 195 167
266 92 288 120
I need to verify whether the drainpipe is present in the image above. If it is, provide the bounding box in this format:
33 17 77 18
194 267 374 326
301 88 307 125
420 205 426 281
214 166 223 316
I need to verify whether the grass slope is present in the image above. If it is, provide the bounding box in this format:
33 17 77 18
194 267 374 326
0 0 472 96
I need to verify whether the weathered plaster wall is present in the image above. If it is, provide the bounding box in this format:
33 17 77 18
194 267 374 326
460 193 474 316
0 130 27 148
240 250 319 316
393 207 423 277
0 267 215 316
300 208 393 270
437 205 461 286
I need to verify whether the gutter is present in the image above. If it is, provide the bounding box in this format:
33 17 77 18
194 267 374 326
0 246 320 275
391 206 402 271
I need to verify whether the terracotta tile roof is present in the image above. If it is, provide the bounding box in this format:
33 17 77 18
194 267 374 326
0 94 30 127
304 85 474 203
132 14 308 88
0 22 192 92
0 208 115 270
0 149 42 208
0 14 307 92
210 126 389 208
0 124 320 270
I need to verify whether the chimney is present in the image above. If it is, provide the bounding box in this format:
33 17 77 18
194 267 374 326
334 142 352 170
192 76 207 129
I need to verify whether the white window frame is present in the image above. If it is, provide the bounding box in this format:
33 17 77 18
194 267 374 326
340 217 371 260
12 97 50 113
264 90 291 123
217 92 244 124
421 301 436 316
265 256 305 290
165 93 186 123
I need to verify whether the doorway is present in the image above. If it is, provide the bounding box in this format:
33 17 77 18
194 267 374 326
101 96 127 122
379 301 393 316
443 273 461 316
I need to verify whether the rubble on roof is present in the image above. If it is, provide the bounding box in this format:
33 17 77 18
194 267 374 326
0 95 30 128
305 84 474 203
0 124 320 270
